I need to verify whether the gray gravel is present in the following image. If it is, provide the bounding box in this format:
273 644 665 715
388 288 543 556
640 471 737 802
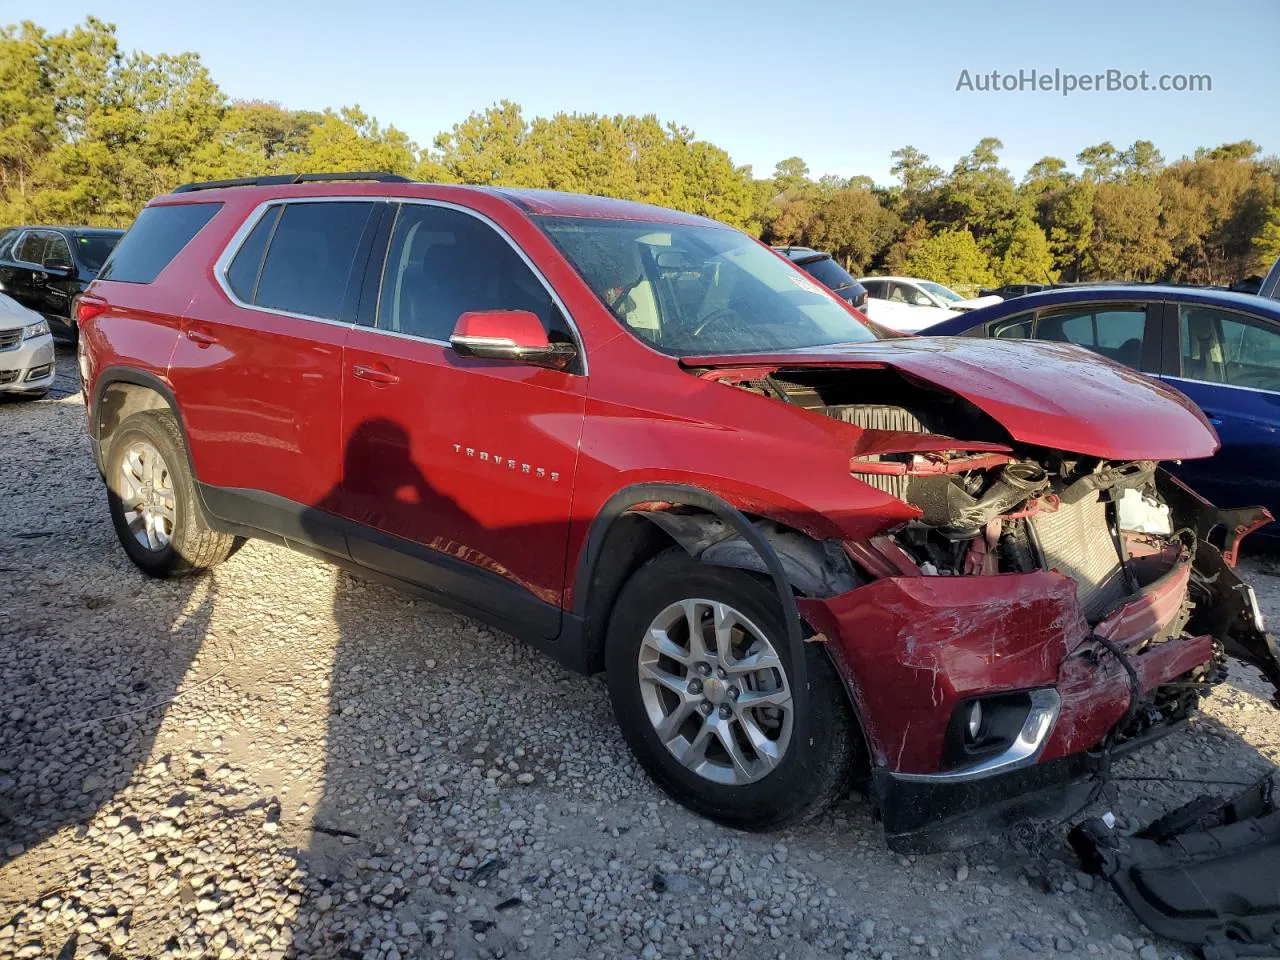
2 347 1278 959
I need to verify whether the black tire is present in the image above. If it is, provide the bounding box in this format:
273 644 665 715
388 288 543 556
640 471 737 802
605 548 857 830
105 410 236 578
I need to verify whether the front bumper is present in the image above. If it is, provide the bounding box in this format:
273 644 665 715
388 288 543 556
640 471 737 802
0 333 55 394
797 558 1224 850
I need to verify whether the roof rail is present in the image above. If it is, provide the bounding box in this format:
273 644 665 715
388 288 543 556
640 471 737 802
171 172 413 194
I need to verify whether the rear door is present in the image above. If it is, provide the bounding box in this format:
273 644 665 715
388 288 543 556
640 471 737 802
1030 301 1161 372
1158 302 1280 520
170 198 380 554
337 199 587 635
5 231 47 314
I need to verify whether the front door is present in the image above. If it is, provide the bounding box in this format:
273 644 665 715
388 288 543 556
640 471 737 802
1159 302 1280 525
337 200 587 635
34 232 77 335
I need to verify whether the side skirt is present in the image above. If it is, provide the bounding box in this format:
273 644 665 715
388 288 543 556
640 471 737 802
198 484 589 674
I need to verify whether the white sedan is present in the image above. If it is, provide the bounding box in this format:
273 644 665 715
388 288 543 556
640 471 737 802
0 292 55 399
857 276 1002 333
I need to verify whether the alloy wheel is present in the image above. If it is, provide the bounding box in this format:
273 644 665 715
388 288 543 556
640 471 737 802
118 440 176 551
637 598 793 785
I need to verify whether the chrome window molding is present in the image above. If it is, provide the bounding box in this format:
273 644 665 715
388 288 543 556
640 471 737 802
377 197 587 375
212 196 376 331
1163 374 1280 397
8 229 52 270
212 195 588 374
889 688 1062 784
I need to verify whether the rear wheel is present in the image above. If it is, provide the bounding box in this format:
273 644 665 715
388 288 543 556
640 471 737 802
605 549 857 829
105 410 236 577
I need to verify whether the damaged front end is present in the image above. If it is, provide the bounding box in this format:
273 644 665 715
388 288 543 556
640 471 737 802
705 361 1280 851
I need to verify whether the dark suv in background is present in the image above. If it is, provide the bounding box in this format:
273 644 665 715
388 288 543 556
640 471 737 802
0 226 123 341
774 246 869 312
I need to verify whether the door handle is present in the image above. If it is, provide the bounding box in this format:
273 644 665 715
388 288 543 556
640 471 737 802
352 363 399 385
185 328 218 347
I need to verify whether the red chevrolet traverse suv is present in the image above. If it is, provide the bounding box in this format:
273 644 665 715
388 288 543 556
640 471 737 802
78 173 1279 850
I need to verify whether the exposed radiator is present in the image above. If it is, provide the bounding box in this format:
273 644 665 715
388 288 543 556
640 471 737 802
837 404 926 500
1031 492 1127 621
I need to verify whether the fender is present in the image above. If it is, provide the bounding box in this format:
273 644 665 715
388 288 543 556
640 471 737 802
91 363 186 463
89 366 228 530
574 482 810 747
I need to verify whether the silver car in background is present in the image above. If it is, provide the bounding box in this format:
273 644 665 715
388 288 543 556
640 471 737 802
0 292 54 399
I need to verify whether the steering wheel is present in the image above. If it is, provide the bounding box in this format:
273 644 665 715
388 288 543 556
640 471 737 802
690 307 738 340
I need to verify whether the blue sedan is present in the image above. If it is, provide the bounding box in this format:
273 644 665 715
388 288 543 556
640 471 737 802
926 285 1280 541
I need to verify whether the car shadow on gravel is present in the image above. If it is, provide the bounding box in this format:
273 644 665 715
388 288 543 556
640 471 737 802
275 420 1280 959
0 440 218 872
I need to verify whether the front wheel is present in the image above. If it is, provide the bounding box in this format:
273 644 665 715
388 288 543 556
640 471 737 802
605 549 857 829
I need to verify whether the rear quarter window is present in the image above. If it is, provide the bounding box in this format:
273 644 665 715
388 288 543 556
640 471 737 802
99 203 222 284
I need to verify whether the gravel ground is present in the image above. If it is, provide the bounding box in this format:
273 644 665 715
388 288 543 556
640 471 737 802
2 346 1279 960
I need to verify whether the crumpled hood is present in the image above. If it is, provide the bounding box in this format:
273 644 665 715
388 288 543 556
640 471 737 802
682 337 1219 461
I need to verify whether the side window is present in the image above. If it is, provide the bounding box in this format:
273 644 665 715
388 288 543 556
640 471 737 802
225 205 282 303
16 232 48 265
253 201 376 321
44 233 71 265
1036 307 1146 368
863 280 885 298
99 203 223 284
1180 305 1280 392
377 204 568 342
990 315 1033 339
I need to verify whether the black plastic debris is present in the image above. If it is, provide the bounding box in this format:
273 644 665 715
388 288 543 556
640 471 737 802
1069 772 1280 959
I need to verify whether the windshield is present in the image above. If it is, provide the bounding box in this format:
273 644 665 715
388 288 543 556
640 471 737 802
75 234 121 274
536 217 879 356
918 281 963 303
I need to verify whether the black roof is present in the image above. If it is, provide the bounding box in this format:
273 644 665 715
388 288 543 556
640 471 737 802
2 225 125 237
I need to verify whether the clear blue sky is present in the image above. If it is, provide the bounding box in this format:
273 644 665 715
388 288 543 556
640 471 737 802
33 0 1280 184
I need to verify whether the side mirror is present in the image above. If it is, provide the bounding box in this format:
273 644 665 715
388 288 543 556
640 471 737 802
450 310 577 371
41 256 73 277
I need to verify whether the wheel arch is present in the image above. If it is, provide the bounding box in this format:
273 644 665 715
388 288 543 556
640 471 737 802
92 368 186 462
575 483 845 753
91 367 222 529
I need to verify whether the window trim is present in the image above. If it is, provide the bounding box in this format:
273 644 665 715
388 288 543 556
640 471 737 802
369 198 586 373
214 196 377 329
43 232 72 265
1029 300 1159 373
1170 301 1280 395
214 196 587 375
11 229 51 269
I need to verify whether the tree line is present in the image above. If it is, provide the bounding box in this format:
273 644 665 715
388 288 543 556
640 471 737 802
3 18 1277 289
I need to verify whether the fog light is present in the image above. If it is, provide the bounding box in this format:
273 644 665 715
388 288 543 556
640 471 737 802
965 701 983 742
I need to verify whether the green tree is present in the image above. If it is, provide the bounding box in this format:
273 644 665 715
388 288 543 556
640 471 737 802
938 137 1018 243
1120 140 1164 180
901 228 996 289
1077 142 1120 182
991 213 1057 284
803 187 900 273
772 156 811 192
1253 201 1280 272
1086 181 1171 280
